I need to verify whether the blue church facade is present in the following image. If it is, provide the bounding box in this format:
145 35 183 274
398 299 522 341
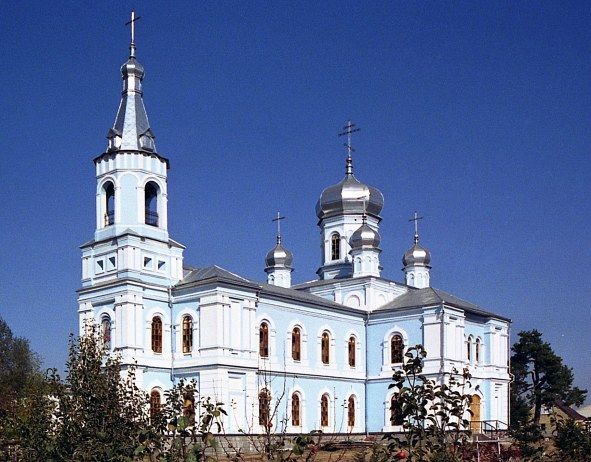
78 35 510 435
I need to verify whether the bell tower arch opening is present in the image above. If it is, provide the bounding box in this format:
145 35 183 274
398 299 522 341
144 181 159 227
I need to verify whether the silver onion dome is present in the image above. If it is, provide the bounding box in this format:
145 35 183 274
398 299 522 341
265 237 294 269
350 223 381 250
402 239 431 267
121 56 145 80
316 157 384 220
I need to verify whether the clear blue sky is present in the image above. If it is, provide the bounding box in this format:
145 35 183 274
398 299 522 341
0 1 589 402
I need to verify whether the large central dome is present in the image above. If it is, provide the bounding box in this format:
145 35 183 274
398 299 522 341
316 157 384 220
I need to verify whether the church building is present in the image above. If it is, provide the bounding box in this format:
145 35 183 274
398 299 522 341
77 31 511 434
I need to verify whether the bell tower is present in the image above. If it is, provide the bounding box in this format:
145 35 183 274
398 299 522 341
78 15 184 367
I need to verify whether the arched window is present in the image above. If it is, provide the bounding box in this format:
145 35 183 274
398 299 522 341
101 316 111 349
475 338 481 363
183 389 196 426
291 393 300 426
259 322 269 358
145 182 159 227
320 394 329 427
182 315 193 353
292 327 301 361
348 396 355 427
104 182 115 226
391 334 404 364
259 389 270 426
470 395 481 432
321 331 330 364
151 316 162 353
150 389 161 420
330 233 340 260
467 336 473 362
390 395 404 425
348 336 356 367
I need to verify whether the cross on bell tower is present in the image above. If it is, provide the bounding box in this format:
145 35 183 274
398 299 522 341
125 11 141 57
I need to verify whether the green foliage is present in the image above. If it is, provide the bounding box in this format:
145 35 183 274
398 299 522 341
509 423 545 461
386 345 473 462
153 378 226 461
0 317 51 461
551 415 591 462
0 316 41 415
511 330 587 427
50 328 152 461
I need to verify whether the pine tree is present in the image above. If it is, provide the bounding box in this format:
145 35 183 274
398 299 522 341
511 329 586 426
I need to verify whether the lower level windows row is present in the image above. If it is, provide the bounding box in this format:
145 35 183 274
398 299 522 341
259 390 358 428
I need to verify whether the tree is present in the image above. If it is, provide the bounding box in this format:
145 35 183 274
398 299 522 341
0 317 53 461
511 330 587 427
0 316 41 414
50 327 152 461
386 345 474 462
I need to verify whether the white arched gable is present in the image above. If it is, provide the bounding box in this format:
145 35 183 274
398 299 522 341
140 176 166 192
345 294 361 308
383 325 409 344
147 381 167 398
145 306 170 325
256 314 276 332
97 175 118 194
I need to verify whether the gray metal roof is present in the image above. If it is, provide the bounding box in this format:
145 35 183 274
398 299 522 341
105 48 157 154
265 237 294 269
350 222 381 250
376 286 511 321
175 265 350 312
316 159 384 220
177 265 257 288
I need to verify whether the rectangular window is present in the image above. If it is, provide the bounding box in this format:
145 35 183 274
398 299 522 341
143 256 153 269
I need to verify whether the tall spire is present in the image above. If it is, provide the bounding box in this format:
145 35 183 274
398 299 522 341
106 11 156 153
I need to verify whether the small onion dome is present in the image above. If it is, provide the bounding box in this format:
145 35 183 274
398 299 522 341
350 223 381 250
316 158 384 220
121 56 145 80
265 238 294 269
402 242 431 268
